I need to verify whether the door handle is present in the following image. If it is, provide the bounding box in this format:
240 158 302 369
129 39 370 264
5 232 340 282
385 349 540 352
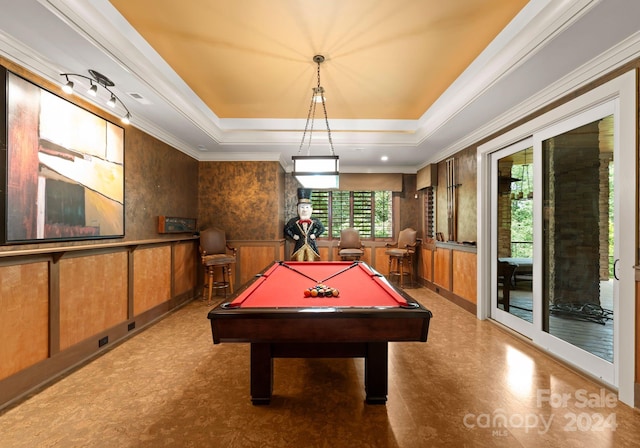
613 258 620 280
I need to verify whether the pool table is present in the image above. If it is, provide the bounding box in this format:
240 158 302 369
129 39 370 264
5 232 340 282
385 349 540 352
207 261 432 404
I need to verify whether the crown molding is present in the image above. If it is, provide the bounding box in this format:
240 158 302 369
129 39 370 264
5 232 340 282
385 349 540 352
414 0 598 146
429 29 640 165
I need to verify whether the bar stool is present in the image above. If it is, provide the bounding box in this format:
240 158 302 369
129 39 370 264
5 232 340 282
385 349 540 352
199 227 236 305
385 228 418 288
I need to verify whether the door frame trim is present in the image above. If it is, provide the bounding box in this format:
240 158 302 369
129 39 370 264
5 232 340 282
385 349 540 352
477 70 636 406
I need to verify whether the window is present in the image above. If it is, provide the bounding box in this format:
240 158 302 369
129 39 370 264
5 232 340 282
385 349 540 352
311 190 393 239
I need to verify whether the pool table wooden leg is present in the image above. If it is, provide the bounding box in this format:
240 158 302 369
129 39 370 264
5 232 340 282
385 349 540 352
365 342 388 404
250 343 273 405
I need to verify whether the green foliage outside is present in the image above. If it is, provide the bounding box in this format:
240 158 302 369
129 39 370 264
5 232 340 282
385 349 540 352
510 162 614 276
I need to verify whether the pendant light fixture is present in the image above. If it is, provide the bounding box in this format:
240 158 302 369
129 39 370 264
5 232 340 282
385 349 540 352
292 55 339 189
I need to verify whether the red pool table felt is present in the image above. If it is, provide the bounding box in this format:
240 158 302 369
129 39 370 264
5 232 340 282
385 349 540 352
226 261 408 309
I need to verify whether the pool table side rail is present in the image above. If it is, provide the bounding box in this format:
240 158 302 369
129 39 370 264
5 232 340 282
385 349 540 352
209 311 431 344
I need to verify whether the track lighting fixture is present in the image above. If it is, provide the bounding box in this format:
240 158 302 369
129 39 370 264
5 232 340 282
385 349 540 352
60 70 132 125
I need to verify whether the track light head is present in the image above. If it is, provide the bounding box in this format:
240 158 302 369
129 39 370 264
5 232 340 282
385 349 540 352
87 83 98 97
62 77 74 94
107 94 117 108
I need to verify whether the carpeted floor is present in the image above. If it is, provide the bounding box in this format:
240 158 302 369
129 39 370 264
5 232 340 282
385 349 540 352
0 287 639 447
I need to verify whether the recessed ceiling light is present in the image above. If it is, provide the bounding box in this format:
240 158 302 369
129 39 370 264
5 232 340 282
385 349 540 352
381 156 388 161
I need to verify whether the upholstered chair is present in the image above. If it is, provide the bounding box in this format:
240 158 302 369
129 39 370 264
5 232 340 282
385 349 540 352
338 228 365 261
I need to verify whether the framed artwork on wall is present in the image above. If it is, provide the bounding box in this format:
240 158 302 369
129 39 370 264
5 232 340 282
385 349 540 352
0 66 125 244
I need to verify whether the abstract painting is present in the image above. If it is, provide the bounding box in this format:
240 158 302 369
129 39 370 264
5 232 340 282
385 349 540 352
1 67 124 243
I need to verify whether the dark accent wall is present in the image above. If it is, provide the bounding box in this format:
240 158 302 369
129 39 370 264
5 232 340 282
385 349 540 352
125 127 199 241
198 161 285 240
399 174 419 233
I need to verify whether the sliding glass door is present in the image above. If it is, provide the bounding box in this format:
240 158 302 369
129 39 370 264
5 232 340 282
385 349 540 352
490 102 617 384
492 139 535 332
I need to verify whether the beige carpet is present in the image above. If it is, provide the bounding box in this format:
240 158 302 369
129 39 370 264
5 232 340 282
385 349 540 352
1 287 639 447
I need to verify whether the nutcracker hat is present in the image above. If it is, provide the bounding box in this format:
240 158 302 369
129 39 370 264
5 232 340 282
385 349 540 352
297 188 312 204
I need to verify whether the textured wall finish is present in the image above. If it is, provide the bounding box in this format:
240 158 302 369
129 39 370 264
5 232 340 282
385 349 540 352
399 174 419 233
125 128 199 241
199 161 283 241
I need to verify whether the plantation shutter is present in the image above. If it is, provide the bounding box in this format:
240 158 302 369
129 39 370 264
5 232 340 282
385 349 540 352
330 191 350 238
353 192 372 238
310 191 329 235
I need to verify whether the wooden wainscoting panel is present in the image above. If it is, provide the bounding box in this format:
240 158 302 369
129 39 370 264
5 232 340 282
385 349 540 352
452 250 477 304
374 246 390 276
238 246 278 285
318 246 330 261
133 246 172 316
421 248 434 282
59 252 128 350
433 247 451 290
0 262 49 380
361 248 371 265
174 241 197 297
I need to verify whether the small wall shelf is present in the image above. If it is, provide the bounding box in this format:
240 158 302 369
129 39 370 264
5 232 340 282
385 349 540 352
158 216 197 234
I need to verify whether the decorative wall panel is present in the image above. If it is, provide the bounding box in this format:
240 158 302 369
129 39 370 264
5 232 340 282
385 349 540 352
238 244 282 285
0 262 49 380
421 248 434 282
174 241 197 297
133 245 171 315
433 248 451 290
59 252 128 350
452 250 477 303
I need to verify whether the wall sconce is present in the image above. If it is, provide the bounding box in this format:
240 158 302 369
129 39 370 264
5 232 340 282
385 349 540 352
60 69 131 124
292 55 339 189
